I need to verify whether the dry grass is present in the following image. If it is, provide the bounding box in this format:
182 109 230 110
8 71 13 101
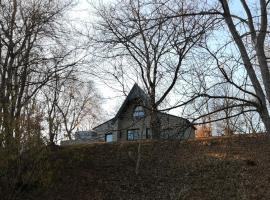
16 135 270 199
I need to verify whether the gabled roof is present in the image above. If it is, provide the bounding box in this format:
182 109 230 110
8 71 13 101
93 83 148 130
113 83 148 121
93 83 195 130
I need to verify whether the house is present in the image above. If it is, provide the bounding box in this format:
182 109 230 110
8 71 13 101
93 84 195 142
61 84 195 145
60 130 103 145
74 131 98 140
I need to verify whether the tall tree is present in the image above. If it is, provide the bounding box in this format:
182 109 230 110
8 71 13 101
56 80 101 141
93 0 213 138
154 0 270 133
217 0 270 133
0 0 83 149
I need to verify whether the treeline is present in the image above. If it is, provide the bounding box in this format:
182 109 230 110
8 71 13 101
0 0 102 151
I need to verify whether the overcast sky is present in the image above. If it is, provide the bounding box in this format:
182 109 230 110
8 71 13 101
68 0 251 128
69 0 128 120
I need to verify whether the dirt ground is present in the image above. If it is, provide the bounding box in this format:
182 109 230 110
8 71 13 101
11 135 270 200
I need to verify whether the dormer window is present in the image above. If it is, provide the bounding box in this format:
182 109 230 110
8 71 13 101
133 105 145 118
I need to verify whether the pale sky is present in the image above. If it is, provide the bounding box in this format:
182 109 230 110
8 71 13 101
69 0 214 122
68 0 256 129
69 0 187 118
69 0 128 119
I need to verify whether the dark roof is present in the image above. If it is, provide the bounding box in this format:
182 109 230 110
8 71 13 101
93 83 195 130
158 112 196 129
113 83 148 121
93 83 147 130
92 118 114 131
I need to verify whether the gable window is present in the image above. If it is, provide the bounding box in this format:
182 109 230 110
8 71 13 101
133 106 145 118
105 133 113 142
127 129 140 140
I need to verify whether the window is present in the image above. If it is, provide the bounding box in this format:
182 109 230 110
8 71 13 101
105 133 113 142
118 131 122 139
133 106 145 118
127 129 140 140
146 128 152 139
91 132 97 137
161 128 175 139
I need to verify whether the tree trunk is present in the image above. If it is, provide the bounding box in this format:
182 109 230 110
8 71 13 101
220 0 270 135
49 132 55 146
259 107 270 134
66 130 72 140
150 109 161 139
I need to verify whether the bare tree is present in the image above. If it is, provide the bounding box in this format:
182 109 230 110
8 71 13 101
241 111 263 134
92 0 213 138
218 0 270 132
161 0 270 133
0 0 85 150
43 69 63 146
109 0 270 135
56 80 101 140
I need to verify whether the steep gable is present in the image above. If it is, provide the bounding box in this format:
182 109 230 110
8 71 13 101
93 83 148 130
93 83 194 135
113 83 148 121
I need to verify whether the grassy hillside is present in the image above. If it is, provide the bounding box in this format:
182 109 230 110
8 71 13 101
3 135 270 200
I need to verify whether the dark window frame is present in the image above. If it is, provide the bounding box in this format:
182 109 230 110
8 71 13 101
146 128 151 139
133 105 145 118
161 128 176 139
105 132 113 142
127 129 140 141
118 131 122 139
